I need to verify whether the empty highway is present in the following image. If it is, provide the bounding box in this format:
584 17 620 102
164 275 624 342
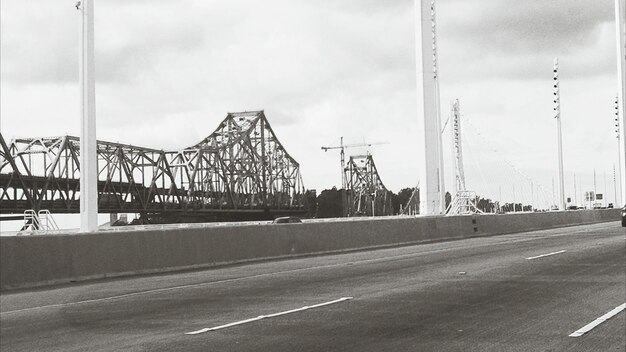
1 222 624 351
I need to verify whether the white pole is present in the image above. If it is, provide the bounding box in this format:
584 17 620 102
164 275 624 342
574 173 578 206
616 0 626 206
530 181 535 213
512 184 516 212
594 168 597 196
614 165 618 205
602 171 608 206
616 124 623 205
451 102 457 197
79 0 98 232
415 0 445 215
553 58 566 211
550 177 556 210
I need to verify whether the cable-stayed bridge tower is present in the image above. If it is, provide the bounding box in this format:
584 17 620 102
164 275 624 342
446 100 482 215
415 0 445 215
78 0 98 232
451 99 466 194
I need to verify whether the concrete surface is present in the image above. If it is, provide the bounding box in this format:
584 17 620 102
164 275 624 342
0 209 620 290
1 222 624 351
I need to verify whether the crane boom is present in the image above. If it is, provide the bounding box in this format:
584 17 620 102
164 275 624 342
321 142 388 151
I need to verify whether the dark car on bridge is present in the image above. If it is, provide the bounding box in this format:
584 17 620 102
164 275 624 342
622 206 626 227
273 216 302 224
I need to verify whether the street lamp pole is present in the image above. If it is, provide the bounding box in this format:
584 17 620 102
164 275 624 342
553 58 566 211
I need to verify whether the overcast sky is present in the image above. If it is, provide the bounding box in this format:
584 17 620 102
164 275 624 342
1 0 622 208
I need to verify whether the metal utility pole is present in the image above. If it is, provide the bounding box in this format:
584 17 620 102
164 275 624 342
415 0 445 215
321 138 387 189
616 0 626 206
78 0 98 232
553 58 566 211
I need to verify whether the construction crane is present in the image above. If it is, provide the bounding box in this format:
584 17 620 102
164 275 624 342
321 137 388 189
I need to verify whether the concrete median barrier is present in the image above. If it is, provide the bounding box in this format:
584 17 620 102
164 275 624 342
0 209 620 290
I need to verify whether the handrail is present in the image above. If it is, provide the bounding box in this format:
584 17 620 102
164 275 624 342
22 210 41 232
19 209 58 234
38 210 59 231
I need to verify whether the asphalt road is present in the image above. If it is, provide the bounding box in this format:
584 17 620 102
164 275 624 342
1 222 625 351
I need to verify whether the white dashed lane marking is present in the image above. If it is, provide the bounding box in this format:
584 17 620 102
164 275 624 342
525 250 566 260
185 297 353 335
569 303 626 337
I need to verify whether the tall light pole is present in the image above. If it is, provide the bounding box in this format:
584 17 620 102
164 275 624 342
530 181 534 211
415 0 445 215
614 165 619 205
553 58 566 211
574 173 578 206
615 0 626 206
79 0 98 232
615 96 623 205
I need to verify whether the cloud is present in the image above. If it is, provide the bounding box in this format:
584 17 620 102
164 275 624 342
441 0 613 52
0 1 78 84
0 1 210 85
438 0 616 81
0 0 621 201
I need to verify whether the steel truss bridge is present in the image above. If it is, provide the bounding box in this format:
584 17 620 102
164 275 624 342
344 154 393 216
0 111 306 223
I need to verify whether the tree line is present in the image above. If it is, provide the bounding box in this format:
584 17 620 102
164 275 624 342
304 188 535 218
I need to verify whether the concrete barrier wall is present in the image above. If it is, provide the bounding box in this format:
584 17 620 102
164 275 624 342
0 209 620 290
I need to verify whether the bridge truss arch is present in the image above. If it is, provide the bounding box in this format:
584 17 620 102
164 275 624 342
344 154 393 216
0 111 306 223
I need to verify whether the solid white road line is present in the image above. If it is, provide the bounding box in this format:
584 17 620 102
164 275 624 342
569 303 626 337
184 297 353 335
525 250 566 260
